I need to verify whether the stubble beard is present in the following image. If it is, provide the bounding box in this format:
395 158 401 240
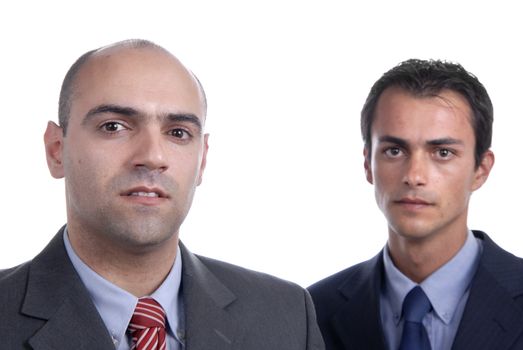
67 169 193 253
99 204 182 249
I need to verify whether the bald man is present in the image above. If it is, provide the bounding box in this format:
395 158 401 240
0 40 324 350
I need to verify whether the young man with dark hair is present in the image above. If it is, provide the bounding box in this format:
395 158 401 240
309 59 523 350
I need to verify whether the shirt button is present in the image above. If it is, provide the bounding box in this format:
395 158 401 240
111 335 119 346
177 330 186 341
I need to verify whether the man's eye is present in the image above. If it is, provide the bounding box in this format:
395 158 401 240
169 129 190 139
435 148 454 159
384 147 402 157
101 122 125 133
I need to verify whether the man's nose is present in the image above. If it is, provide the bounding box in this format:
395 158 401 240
402 152 427 187
131 130 169 172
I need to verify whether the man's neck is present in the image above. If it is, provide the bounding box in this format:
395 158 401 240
67 225 179 297
387 227 468 283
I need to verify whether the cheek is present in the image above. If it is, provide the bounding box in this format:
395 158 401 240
430 169 474 217
176 162 202 189
437 163 475 194
372 163 397 192
172 149 204 180
64 146 114 193
373 175 392 211
449 177 474 204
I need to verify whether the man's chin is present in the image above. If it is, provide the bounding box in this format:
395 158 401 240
389 223 435 242
101 221 178 248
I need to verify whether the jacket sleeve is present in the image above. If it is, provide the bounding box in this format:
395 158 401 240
305 289 326 350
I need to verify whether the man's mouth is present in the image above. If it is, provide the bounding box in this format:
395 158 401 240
129 191 160 198
122 186 168 199
396 198 430 205
393 197 434 211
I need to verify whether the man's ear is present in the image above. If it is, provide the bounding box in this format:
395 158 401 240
364 147 373 184
471 150 494 191
196 133 209 186
44 121 65 179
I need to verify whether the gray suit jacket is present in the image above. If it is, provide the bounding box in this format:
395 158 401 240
0 227 324 349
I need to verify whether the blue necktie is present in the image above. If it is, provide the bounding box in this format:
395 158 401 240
398 286 432 350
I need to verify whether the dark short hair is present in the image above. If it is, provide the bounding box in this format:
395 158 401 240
58 39 207 134
361 59 493 167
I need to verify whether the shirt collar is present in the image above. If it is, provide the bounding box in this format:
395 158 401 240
63 227 183 347
383 230 481 325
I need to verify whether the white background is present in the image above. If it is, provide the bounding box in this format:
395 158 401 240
0 1 521 287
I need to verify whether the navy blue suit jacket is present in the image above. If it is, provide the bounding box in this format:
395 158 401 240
308 231 523 349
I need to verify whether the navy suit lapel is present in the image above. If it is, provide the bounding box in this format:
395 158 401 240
331 253 387 350
180 243 240 350
22 228 115 350
452 231 523 350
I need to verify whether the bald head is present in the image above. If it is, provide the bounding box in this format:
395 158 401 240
58 39 207 134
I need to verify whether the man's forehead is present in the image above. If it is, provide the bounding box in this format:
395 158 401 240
371 87 475 140
375 88 472 123
71 45 206 119
82 45 186 78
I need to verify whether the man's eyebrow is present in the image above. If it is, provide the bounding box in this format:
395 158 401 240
83 104 139 123
426 138 464 146
378 135 408 148
377 135 464 148
165 113 202 132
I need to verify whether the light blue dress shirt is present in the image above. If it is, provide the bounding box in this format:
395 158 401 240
63 228 184 349
380 230 482 350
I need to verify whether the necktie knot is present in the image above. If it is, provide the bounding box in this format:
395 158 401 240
402 286 431 322
128 297 167 350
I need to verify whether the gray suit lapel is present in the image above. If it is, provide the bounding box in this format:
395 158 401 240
180 243 240 350
331 254 387 350
452 232 523 350
22 228 115 350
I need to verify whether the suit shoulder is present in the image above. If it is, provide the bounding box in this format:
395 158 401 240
186 253 324 349
0 260 31 312
308 253 381 301
195 253 305 295
307 252 383 344
476 231 523 295
0 260 31 287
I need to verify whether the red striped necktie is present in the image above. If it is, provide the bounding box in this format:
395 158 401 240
128 297 167 350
